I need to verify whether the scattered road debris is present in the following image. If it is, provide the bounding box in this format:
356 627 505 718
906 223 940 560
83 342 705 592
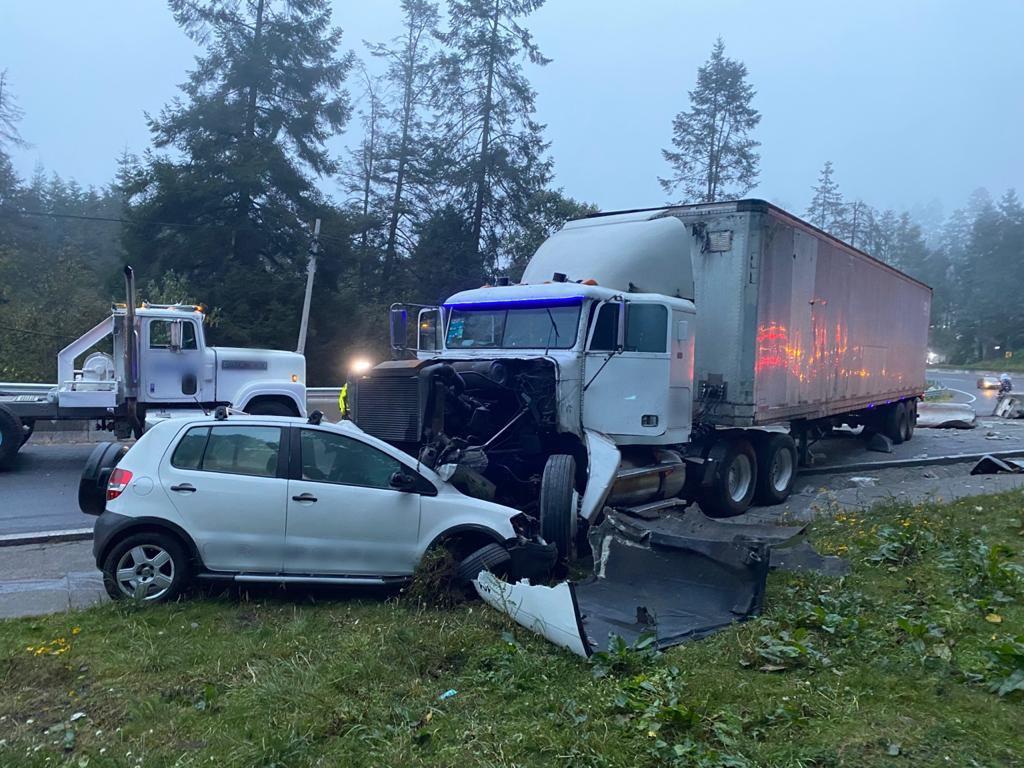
970 455 1024 475
848 476 879 488
437 689 458 701
994 394 1024 419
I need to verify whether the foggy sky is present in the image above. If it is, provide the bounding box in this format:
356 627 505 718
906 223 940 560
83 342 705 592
2 0 1021 220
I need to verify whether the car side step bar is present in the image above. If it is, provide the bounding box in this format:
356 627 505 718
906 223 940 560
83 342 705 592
197 573 401 586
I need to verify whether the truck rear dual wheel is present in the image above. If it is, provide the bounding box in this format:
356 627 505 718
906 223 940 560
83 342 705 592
700 438 758 518
0 406 24 470
753 433 798 506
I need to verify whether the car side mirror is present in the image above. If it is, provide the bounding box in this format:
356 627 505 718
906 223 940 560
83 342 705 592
169 320 183 352
389 471 416 492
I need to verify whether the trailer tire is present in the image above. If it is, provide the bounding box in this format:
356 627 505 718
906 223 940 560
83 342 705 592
881 403 907 445
0 406 24 470
902 400 916 442
753 433 797 505
456 543 512 583
540 454 577 560
700 438 757 518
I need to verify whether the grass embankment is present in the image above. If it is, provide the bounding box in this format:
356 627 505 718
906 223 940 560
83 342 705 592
2 493 1024 767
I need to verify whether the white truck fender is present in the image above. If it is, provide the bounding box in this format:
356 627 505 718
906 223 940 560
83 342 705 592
234 381 307 417
580 428 620 522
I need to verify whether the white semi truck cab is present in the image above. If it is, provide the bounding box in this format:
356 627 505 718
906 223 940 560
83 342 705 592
351 201 930 557
0 267 306 468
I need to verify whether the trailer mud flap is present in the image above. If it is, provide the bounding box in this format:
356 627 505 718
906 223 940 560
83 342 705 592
475 510 845 658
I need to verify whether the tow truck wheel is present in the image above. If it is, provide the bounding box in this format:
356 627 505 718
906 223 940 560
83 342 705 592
540 454 577 561
753 433 797 505
0 405 24 470
700 438 757 518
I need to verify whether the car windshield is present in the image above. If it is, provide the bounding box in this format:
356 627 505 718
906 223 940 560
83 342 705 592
445 302 581 350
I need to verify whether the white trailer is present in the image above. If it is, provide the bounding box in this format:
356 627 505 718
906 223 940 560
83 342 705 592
351 200 931 557
0 267 306 469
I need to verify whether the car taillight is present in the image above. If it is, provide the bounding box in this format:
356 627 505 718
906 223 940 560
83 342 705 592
107 468 134 501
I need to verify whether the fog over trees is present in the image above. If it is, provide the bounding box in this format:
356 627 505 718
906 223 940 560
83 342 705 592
0 2 1020 382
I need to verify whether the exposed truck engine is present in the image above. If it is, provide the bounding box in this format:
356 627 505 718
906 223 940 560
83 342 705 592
351 200 931 559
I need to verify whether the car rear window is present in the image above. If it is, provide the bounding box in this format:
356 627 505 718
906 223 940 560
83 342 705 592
172 425 282 478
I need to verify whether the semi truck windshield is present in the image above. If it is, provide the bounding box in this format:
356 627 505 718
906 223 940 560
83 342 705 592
446 303 581 349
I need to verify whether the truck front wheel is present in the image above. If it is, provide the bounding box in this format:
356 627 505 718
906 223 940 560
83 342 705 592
700 438 757 518
539 454 577 560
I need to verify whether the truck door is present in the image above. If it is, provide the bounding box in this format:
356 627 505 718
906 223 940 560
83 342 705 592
583 301 672 441
141 318 203 403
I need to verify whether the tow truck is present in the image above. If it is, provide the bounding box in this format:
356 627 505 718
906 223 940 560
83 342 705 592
0 266 306 469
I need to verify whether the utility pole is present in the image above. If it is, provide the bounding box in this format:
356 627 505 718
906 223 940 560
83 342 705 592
296 218 321 355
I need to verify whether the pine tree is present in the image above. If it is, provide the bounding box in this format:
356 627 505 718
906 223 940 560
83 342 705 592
805 161 844 231
0 70 28 153
435 0 552 268
125 0 354 349
371 0 441 286
660 38 760 203
132 0 353 276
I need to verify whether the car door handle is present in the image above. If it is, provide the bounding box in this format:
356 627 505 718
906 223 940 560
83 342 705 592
170 483 196 493
292 493 318 503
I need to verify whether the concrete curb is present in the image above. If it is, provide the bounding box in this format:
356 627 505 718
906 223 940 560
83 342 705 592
0 528 93 548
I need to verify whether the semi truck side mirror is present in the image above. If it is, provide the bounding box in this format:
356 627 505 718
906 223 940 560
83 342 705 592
169 320 183 352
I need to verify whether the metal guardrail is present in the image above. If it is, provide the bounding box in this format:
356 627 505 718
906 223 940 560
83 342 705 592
1 382 343 398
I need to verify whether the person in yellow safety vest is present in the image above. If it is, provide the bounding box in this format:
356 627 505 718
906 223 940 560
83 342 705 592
338 382 349 420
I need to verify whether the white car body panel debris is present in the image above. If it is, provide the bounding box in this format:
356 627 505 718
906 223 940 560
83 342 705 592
474 571 591 658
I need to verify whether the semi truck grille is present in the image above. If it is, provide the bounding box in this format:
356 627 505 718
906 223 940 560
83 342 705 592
351 375 423 443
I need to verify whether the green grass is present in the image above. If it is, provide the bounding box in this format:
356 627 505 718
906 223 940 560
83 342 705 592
3 493 1024 767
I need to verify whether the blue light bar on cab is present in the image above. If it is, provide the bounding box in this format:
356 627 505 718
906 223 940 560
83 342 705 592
444 296 585 311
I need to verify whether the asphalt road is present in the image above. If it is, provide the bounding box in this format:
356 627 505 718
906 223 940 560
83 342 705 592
926 367 1004 413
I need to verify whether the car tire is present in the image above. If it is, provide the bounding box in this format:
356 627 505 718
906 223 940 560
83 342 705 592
700 438 758 518
246 400 295 416
753 433 797 505
881 402 907 445
102 531 190 603
79 442 129 516
539 454 577 560
457 543 512 583
0 406 24 470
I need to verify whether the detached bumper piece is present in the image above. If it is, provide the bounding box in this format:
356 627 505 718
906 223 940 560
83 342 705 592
475 510 845 658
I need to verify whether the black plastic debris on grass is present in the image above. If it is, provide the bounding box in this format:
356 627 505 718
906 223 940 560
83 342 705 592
475 509 847 658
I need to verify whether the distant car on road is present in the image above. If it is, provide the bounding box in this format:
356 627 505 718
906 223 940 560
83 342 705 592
80 412 554 603
977 375 1002 390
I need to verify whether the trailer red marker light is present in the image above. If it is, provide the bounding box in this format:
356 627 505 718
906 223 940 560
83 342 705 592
107 468 134 500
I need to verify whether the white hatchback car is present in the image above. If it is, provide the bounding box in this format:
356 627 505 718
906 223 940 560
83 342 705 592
81 411 555 602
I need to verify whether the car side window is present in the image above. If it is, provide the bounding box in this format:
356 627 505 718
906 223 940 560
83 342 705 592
300 429 403 490
171 427 209 470
172 425 282 477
